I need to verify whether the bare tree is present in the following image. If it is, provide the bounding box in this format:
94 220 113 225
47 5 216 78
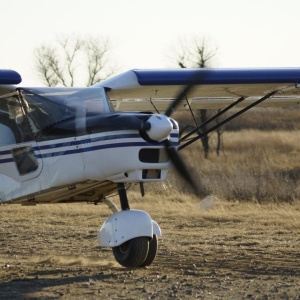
174 37 222 158
174 37 217 68
34 34 115 87
84 37 115 86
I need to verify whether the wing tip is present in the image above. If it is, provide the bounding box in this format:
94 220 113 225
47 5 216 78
0 69 22 85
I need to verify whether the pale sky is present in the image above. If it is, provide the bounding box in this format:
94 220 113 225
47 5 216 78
1 0 300 86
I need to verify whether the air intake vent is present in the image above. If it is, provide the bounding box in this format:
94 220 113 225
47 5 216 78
142 169 161 179
139 149 160 163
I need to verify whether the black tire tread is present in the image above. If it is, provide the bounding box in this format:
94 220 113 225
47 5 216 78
139 235 158 267
113 237 149 268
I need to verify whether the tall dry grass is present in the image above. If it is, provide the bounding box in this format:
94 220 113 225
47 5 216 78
144 107 300 203
155 130 300 202
176 107 300 131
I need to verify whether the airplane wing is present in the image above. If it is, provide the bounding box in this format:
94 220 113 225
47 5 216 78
96 68 300 111
0 69 22 96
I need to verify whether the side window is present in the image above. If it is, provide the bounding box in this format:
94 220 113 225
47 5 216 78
12 146 39 175
0 96 34 145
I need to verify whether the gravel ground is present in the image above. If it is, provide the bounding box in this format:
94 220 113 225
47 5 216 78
0 201 299 299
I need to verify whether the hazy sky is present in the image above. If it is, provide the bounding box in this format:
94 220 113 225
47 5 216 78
1 0 300 86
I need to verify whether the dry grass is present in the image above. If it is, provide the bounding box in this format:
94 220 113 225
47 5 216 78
176 107 300 131
1 197 299 273
226 107 300 131
129 192 300 228
143 128 300 203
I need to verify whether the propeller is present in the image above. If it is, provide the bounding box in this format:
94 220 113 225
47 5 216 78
162 71 205 196
163 138 200 195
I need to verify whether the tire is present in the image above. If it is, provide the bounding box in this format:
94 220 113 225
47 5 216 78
140 235 158 267
112 237 149 268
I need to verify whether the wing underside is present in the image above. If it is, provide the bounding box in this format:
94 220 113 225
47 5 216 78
2 181 118 205
96 68 300 111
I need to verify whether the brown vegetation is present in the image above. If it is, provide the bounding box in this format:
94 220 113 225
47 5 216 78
177 107 300 132
0 198 299 299
166 107 300 203
144 128 300 203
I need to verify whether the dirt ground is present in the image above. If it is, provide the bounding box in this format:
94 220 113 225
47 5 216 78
0 197 299 299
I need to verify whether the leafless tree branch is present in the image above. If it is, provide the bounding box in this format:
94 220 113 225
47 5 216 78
34 34 114 87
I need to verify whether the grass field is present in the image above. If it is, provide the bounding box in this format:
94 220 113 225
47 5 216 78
153 107 300 203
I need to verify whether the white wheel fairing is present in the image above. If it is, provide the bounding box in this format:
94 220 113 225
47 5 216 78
97 209 162 247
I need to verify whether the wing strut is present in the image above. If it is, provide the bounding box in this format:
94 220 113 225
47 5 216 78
180 96 246 145
178 90 278 151
184 96 203 140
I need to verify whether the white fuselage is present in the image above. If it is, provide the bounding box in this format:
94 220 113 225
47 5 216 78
0 129 178 203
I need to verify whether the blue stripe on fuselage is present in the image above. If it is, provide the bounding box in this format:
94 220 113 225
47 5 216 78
0 133 179 163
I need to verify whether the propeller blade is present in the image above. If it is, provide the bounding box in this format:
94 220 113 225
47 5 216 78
163 69 210 196
164 139 201 196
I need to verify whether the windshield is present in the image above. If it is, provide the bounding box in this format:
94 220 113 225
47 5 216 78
19 87 112 132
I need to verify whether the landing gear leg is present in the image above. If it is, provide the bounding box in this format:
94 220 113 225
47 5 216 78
117 183 130 210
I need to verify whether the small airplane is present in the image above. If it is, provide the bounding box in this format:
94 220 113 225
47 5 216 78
0 67 299 267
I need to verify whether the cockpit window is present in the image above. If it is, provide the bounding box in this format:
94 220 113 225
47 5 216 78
19 87 112 134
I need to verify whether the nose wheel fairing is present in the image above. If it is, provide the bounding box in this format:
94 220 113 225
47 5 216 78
97 209 161 268
97 209 161 247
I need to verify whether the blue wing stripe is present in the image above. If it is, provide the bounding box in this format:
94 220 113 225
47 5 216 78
132 68 300 85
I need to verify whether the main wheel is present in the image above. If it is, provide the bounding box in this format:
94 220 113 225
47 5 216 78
140 235 158 267
112 237 149 268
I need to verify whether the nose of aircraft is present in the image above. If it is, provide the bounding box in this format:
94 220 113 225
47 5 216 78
145 114 173 142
